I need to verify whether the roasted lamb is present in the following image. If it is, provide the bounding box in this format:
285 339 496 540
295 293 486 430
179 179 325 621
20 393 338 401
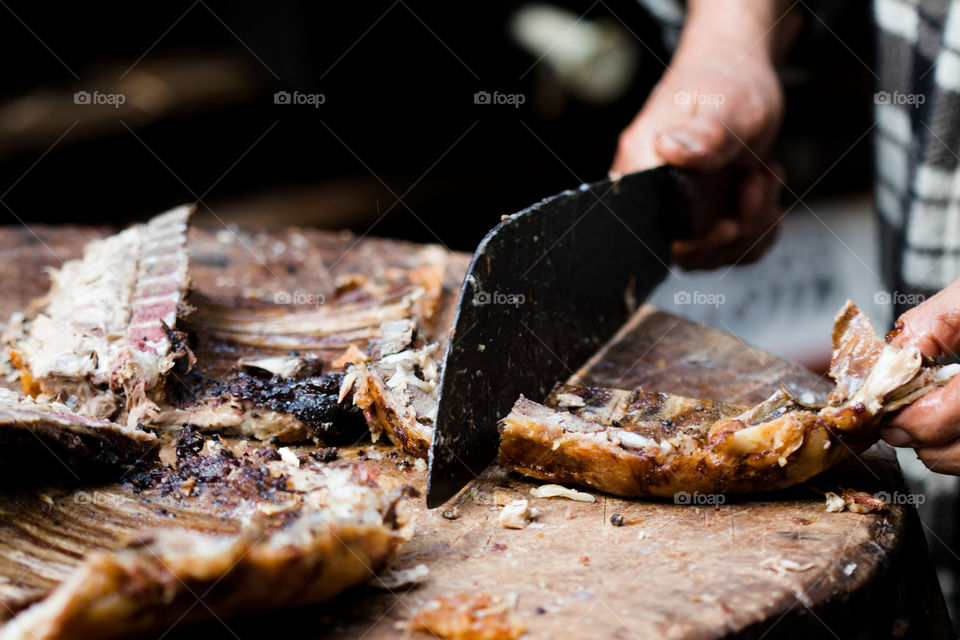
498 301 959 497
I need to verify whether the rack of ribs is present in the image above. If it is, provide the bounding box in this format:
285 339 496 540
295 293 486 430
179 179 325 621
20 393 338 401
11 205 193 426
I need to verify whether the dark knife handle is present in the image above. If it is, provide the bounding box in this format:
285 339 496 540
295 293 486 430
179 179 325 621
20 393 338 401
665 166 739 239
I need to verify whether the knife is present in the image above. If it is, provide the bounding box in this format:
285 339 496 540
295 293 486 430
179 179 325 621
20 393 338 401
426 165 733 507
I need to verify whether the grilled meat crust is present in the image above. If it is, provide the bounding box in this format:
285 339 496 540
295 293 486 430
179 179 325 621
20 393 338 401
160 368 366 443
498 394 861 497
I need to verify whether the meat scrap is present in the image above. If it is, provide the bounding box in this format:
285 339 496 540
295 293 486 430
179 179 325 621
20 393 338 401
0 389 157 479
824 488 887 513
374 563 430 590
529 484 596 503
761 556 816 577
347 320 441 458
406 593 526 640
498 301 958 498
11 205 193 426
499 499 535 529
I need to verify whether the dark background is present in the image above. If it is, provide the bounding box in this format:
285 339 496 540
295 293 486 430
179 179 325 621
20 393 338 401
0 1 873 251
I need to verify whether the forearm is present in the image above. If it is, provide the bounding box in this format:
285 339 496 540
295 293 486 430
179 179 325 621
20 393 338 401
680 0 801 64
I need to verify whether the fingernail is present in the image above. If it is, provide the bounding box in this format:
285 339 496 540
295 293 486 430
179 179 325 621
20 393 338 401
658 130 703 155
684 117 718 136
882 427 913 447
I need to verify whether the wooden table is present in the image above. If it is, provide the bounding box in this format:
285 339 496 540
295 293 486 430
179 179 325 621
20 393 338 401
0 225 951 639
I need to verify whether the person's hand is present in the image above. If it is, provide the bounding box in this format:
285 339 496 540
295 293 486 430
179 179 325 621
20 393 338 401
612 0 798 270
882 279 960 473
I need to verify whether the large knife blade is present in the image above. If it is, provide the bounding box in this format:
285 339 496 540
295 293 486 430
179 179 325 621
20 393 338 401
426 165 727 507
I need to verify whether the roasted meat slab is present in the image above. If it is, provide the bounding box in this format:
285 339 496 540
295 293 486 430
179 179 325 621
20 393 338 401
0 428 413 640
7 213 466 445
154 244 457 442
498 302 958 497
0 224 472 638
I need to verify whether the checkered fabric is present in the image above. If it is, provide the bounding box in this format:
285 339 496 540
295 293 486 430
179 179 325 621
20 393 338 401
875 0 960 314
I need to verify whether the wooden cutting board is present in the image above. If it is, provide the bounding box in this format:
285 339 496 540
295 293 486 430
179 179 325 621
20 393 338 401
0 224 950 640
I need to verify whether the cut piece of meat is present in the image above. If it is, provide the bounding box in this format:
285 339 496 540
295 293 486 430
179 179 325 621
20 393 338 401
11 205 193 425
0 389 157 480
498 301 958 497
499 391 764 498
0 429 414 639
345 321 441 459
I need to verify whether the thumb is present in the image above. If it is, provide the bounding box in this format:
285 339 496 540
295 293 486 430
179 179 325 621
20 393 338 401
888 279 960 360
654 116 742 171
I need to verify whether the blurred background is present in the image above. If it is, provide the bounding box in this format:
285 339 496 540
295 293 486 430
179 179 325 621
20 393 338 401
0 6 870 241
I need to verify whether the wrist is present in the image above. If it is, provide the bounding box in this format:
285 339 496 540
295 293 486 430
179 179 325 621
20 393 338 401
678 0 798 65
